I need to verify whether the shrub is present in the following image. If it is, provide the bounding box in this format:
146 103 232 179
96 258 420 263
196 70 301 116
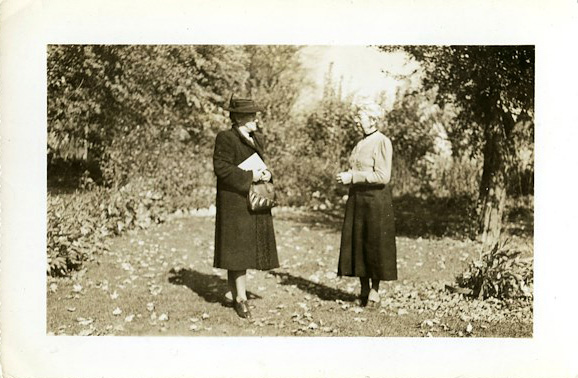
47 177 193 276
47 189 110 276
455 240 533 300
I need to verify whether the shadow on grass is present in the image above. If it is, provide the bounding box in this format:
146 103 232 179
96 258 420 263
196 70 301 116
393 194 479 238
394 194 534 238
276 194 479 238
278 194 533 239
505 197 534 237
167 268 262 307
270 271 358 302
274 209 343 231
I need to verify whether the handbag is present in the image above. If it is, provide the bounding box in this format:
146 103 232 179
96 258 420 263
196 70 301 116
248 181 277 211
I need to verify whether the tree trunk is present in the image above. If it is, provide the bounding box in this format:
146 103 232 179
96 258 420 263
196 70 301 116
478 122 508 254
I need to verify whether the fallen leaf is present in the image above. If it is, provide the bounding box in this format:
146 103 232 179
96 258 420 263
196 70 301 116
308 274 320 284
78 329 94 336
121 262 133 271
325 272 337 280
149 284 162 296
124 314 135 322
112 307 122 316
158 313 169 321
422 319 434 328
76 317 94 326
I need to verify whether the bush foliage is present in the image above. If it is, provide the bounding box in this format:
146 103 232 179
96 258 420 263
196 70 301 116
455 240 533 300
47 181 179 276
47 45 533 276
47 189 109 276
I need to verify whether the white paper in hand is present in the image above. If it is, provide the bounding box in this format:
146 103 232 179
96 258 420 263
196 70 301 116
238 153 267 171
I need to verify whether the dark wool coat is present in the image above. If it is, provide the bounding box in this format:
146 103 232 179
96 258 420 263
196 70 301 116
213 127 279 271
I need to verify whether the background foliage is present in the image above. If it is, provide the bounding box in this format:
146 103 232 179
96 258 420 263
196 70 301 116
48 45 534 280
378 45 534 252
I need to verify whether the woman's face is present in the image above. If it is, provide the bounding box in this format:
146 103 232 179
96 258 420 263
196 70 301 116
237 113 259 132
355 111 375 134
245 118 259 132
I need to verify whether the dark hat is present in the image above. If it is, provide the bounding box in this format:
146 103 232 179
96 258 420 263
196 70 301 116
225 95 263 113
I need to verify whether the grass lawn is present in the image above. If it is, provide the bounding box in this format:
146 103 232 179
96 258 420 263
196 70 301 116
47 206 533 337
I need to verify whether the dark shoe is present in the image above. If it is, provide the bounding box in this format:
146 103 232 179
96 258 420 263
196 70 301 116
234 300 252 319
359 295 369 307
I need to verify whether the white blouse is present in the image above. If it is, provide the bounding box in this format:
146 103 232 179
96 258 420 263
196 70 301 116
237 128 255 144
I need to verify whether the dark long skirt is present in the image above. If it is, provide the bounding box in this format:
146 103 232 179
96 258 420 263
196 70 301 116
338 184 397 280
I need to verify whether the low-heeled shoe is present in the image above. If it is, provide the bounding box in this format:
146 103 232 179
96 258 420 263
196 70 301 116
234 300 252 319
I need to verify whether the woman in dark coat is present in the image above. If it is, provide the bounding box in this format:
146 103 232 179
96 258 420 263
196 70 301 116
336 102 397 307
213 96 279 319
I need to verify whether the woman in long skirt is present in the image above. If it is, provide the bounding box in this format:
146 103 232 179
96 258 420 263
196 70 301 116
336 102 397 307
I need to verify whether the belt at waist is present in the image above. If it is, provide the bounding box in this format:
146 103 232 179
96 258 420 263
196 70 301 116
349 184 386 193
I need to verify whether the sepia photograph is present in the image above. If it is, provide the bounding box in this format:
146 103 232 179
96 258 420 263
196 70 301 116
2 1 577 377
46 45 534 337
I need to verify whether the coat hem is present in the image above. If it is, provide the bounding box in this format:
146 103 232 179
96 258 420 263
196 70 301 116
337 271 398 281
213 264 280 271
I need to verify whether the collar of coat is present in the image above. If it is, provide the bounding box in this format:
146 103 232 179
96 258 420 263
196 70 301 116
232 126 265 159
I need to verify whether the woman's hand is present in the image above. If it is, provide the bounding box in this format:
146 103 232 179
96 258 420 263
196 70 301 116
252 169 262 182
252 169 271 182
336 172 353 185
261 169 272 182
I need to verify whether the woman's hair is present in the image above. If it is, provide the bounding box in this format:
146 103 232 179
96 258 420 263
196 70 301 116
355 99 384 123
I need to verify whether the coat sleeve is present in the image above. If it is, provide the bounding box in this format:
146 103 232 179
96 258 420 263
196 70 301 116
351 136 393 185
213 132 253 193
253 133 274 182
